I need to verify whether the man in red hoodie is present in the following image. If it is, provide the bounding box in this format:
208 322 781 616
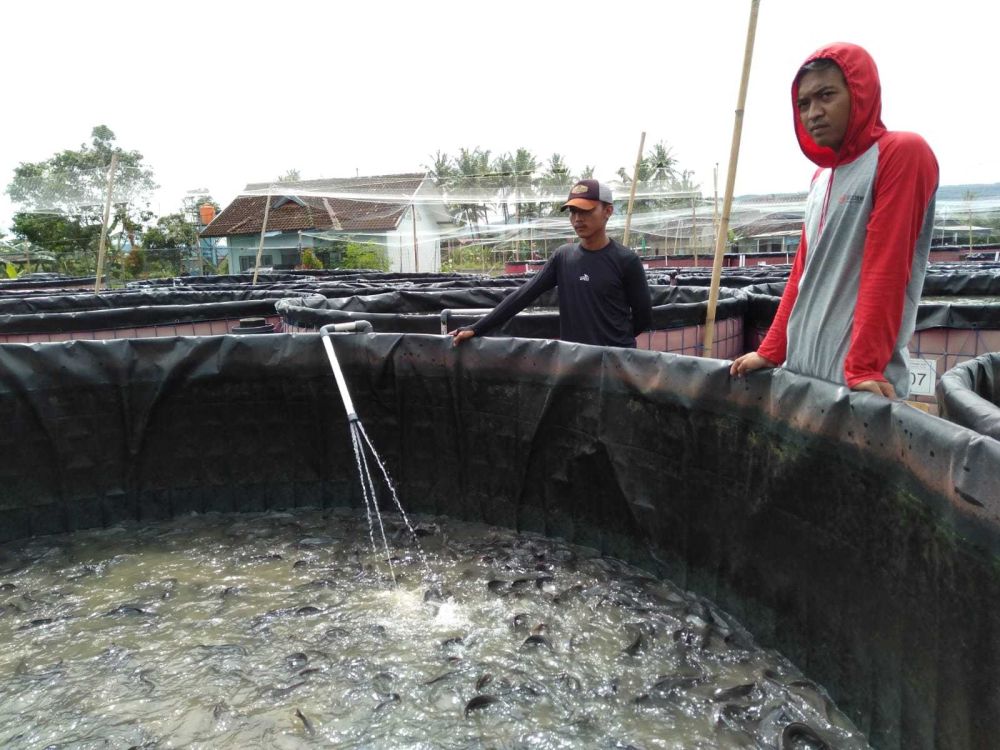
730 43 938 398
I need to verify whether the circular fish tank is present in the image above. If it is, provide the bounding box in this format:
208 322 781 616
0 333 997 749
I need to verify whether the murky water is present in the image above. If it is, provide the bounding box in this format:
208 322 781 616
0 508 869 749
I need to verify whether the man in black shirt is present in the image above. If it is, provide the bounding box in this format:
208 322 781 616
450 179 652 348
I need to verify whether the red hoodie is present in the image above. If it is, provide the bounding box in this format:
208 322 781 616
757 43 938 396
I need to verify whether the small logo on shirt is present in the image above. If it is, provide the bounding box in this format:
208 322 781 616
838 194 865 205
579 273 590 282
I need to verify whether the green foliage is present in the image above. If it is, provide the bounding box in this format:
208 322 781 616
338 242 388 271
11 212 102 257
442 244 501 274
425 147 638 229
300 248 323 269
616 140 697 211
4 263 16 279
144 212 198 249
5 125 157 260
123 248 145 277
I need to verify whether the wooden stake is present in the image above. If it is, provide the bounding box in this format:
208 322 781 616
252 190 272 285
703 0 760 357
622 131 646 247
94 153 118 294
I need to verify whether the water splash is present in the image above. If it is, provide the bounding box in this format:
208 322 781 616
349 420 396 586
321 324 431 587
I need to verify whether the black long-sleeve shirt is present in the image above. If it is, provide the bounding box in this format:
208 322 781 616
469 239 652 347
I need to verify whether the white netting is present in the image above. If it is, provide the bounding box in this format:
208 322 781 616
8 163 155 218
254 176 1000 253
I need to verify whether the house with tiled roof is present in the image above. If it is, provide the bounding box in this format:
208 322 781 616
200 173 453 272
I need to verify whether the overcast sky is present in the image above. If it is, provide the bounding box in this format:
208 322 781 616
1 0 996 227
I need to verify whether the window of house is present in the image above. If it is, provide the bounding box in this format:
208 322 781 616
240 255 273 271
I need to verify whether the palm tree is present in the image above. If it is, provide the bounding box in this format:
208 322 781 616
424 151 455 188
453 147 492 236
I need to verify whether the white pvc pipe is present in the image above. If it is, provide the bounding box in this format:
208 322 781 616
319 322 372 421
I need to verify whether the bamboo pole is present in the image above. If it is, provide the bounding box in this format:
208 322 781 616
703 0 760 357
94 153 118 294
691 197 699 267
412 204 419 273
713 163 720 264
622 131 646 247
252 190 272 286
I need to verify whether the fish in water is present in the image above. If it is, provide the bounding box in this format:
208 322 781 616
104 605 154 617
624 632 645 656
268 681 306 699
424 670 459 686
475 673 493 691
297 579 336 591
18 615 73 630
247 553 283 563
375 693 401 712
713 683 756 703
557 672 582 692
521 634 553 651
372 671 395 694
464 694 499 716
197 644 248 657
135 669 156 693
781 721 830 749
295 708 315 736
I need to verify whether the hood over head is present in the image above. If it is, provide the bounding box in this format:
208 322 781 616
792 42 886 168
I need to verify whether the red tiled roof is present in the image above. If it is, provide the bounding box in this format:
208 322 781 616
201 173 427 237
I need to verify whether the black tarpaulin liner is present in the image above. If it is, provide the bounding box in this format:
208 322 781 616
922 270 1000 296
0 290 315 335
673 269 793 287
0 334 999 748
275 287 747 337
0 289 299 316
744 281 1000 331
938 353 1000 440
0 275 101 291
125 270 495 290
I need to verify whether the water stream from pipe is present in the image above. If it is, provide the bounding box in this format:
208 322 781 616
321 324 429 587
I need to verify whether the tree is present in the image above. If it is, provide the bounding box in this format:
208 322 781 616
278 169 301 183
538 153 574 216
144 212 198 250
339 241 388 271
300 248 323 269
425 151 454 187
424 148 494 236
617 140 698 214
5 126 157 269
